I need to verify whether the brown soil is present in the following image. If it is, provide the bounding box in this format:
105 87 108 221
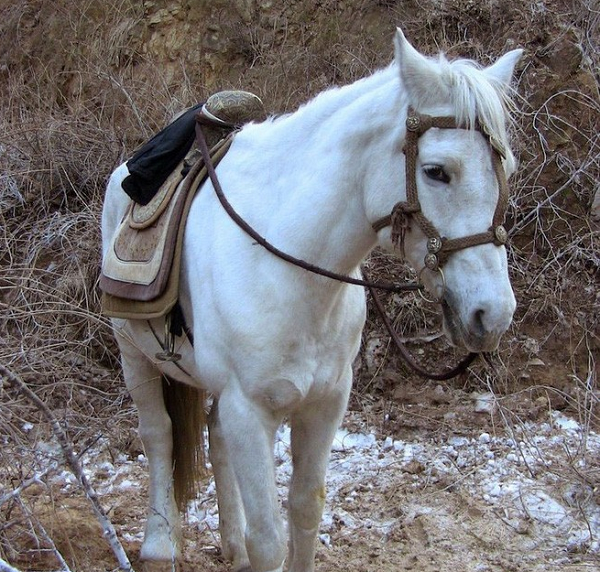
0 1 598 571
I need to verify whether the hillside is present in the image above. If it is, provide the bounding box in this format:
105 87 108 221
0 1 598 571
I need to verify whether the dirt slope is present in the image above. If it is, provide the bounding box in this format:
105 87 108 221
0 1 598 571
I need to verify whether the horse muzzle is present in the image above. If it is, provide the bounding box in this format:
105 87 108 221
441 291 515 353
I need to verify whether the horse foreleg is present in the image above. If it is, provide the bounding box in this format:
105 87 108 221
287 372 352 572
216 386 287 572
207 398 251 571
120 340 182 567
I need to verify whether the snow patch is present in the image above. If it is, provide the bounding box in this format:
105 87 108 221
76 409 599 563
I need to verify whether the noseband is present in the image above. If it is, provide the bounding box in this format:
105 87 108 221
372 107 510 274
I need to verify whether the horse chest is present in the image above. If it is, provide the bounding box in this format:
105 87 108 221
236 334 357 411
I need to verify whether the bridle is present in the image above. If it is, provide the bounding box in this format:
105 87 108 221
372 107 510 275
160 108 512 380
366 107 511 379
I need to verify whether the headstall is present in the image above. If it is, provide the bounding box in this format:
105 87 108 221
372 107 510 274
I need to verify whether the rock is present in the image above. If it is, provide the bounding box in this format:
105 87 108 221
539 29 583 77
402 459 425 474
430 384 451 404
364 335 386 374
472 391 497 414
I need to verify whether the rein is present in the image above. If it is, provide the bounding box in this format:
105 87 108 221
194 116 422 294
367 283 477 380
191 112 485 380
366 108 512 379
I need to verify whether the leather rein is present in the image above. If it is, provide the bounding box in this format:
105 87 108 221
187 108 510 380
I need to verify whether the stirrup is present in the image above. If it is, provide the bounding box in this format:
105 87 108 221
155 311 182 362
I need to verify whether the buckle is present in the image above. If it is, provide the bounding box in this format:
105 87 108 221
155 312 182 362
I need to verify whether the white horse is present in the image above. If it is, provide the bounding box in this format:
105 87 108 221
102 29 521 572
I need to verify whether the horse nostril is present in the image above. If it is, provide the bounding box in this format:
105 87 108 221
473 308 486 335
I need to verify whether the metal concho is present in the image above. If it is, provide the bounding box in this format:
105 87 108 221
494 225 508 245
424 252 439 270
406 114 421 132
427 236 443 253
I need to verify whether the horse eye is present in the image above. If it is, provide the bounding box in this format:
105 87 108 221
424 165 450 184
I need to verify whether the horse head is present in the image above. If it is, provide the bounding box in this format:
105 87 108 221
374 29 522 352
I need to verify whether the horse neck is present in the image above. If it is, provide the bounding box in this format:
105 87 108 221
248 67 405 277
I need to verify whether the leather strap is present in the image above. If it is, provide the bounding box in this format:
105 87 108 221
194 115 423 294
368 283 477 380
372 107 510 271
192 116 478 380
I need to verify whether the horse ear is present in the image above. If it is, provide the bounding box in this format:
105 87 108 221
394 27 445 104
483 49 523 90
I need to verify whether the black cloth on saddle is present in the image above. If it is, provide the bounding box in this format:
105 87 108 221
121 103 203 205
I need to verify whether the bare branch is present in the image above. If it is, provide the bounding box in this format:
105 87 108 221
0 557 23 572
15 494 73 572
0 364 136 572
0 465 58 508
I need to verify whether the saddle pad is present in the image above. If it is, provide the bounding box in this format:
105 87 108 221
129 155 191 229
100 136 232 318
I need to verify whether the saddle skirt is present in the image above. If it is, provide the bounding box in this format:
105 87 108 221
100 137 232 319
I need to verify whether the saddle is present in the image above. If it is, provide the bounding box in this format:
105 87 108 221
100 91 266 320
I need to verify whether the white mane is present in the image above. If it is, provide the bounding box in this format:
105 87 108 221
257 52 517 173
417 54 517 172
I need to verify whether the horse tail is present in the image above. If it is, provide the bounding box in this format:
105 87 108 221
162 375 207 512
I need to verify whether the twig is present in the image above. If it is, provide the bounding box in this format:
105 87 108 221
482 364 538 479
98 71 149 137
15 494 73 572
509 165 586 236
0 557 23 572
0 364 136 572
0 464 58 507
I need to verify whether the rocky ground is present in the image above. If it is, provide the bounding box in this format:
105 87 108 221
4 398 599 572
0 1 598 570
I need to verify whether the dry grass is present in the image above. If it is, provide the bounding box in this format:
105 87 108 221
0 0 598 569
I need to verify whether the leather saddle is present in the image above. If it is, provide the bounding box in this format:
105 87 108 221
100 91 266 320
